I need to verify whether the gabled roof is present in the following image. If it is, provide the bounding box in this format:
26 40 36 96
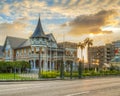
46 33 57 43
31 17 45 38
18 39 31 48
3 36 27 51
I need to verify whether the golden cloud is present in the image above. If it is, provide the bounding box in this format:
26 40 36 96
62 10 118 36
0 19 33 45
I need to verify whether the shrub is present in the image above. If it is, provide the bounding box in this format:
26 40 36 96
0 61 30 73
41 71 59 78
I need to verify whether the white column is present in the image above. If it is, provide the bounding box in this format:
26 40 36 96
64 61 66 72
50 61 52 71
30 60 33 69
45 47 48 71
43 58 48 71
44 61 48 71
33 59 36 69
72 62 75 71
52 61 55 70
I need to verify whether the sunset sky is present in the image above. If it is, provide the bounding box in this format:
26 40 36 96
0 0 120 45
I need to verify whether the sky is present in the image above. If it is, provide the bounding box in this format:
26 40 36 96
0 0 120 46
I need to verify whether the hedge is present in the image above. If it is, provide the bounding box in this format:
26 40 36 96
0 61 30 73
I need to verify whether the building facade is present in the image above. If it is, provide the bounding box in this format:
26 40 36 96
88 46 106 68
88 42 118 68
2 17 78 72
112 40 120 56
0 46 3 61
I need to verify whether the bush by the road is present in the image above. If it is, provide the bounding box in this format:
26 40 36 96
83 70 120 77
40 70 120 78
0 61 30 73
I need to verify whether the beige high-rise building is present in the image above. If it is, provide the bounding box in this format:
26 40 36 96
88 43 115 68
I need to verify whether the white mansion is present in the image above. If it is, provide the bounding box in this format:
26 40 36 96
2 17 78 72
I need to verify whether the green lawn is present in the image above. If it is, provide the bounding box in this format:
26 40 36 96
0 73 19 80
0 73 38 80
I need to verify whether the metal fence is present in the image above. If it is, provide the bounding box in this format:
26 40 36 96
0 62 83 81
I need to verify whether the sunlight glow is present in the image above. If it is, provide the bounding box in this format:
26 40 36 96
77 47 88 63
89 33 94 38
102 26 120 32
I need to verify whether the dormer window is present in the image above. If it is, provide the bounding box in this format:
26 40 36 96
37 38 39 41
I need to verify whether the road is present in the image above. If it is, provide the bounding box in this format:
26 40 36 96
0 77 120 96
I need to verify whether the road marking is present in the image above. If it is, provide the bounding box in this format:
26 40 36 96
65 91 90 96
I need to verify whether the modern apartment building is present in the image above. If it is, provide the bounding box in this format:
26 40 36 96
88 41 120 68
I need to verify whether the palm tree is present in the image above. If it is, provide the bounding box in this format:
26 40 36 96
84 38 93 70
78 42 85 61
77 42 85 78
84 38 93 47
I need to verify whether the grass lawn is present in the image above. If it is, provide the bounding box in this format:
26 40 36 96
0 73 19 80
0 73 38 80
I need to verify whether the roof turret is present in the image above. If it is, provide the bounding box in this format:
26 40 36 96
31 16 45 38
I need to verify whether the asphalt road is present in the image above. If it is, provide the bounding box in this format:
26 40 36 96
0 77 120 96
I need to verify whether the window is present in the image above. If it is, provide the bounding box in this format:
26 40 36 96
4 51 6 57
8 50 10 57
34 47 36 53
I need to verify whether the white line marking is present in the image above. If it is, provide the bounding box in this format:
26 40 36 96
65 91 90 96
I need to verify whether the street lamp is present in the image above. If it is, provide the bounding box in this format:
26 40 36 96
60 48 64 79
37 47 42 79
36 48 41 79
70 62 73 79
77 43 83 79
78 58 82 79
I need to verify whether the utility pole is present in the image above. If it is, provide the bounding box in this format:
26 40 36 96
70 62 73 79
60 31 65 79
50 38 52 71
78 59 82 79
38 48 42 79
77 42 83 79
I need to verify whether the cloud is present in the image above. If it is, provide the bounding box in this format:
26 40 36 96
62 10 117 36
0 0 120 46
0 0 47 20
46 0 120 20
0 18 33 45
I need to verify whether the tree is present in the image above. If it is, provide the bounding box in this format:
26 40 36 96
84 38 93 70
77 42 85 78
84 38 93 48
0 61 30 73
78 42 85 60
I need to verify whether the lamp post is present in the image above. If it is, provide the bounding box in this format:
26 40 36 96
60 48 64 79
77 42 84 79
36 47 43 79
70 62 73 79
78 58 82 79
60 59 64 79
60 44 65 79
38 48 41 79
50 38 52 71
